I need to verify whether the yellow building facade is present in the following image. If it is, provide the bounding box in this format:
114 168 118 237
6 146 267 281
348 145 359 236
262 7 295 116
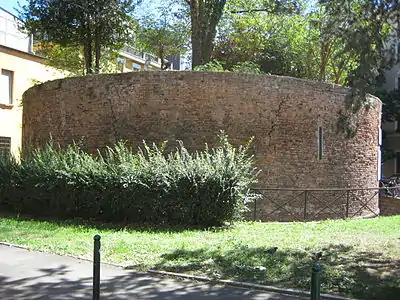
0 6 172 158
0 45 65 157
0 7 65 157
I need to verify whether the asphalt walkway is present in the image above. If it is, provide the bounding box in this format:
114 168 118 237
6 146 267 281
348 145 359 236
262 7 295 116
0 244 304 299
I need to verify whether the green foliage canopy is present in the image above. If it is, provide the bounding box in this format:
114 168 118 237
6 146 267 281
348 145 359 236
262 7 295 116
211 0 358 85
136 3 189 70
20 0 140 74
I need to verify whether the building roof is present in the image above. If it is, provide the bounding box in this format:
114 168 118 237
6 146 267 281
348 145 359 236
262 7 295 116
0 44 44 62
0 6 22 21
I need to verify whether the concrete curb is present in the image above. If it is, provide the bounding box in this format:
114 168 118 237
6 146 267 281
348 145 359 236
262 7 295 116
0 241 358 300
147 270 358 300
0 241 124 269
0 241 29 250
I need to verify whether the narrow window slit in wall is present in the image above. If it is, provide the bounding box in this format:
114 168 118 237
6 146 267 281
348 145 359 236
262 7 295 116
318 126 323 160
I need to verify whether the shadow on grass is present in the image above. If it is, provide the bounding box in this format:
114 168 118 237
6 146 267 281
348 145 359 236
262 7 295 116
0 210 232 233
154 244 400 300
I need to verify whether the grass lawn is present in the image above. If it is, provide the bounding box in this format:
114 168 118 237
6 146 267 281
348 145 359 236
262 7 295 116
0 215 399 299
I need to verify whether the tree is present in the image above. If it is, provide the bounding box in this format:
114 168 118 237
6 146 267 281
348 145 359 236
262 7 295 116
33 42 120 76
212 0 358 85
20 0 139 75
136 9 189 70
33 43 85 76
369 88 400 161
184 0 305 70
306 7 359 84
154 0 303 70
184 0 227 68
319 0 396 108
194 59 264 74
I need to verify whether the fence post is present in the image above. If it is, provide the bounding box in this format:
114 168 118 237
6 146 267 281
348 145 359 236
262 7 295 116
93 235 101 300
310 263 322 300
304 191 308 220
345 190 350 218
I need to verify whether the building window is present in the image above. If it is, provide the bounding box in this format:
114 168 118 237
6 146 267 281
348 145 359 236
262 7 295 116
0 137 11 157
0 69 13 105
116 57 126 72
397 76 400 91
132 62 141 72
317 126 323 160
395 152 400 174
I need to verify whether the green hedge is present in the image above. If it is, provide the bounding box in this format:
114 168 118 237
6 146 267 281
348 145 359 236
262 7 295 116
0 135 258 226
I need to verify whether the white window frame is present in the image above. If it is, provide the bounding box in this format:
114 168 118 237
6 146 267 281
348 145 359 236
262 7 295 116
0 69 13 105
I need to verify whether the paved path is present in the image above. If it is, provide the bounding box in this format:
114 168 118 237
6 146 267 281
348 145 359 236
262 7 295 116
0 244 304 299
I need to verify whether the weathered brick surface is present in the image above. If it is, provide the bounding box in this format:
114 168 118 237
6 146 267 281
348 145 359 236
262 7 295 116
22 71 382 221
380 196 400 216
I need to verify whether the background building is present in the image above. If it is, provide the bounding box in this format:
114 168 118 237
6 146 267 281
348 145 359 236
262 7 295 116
0 7 65 157
117 45 179 72
0 5 173 158
382 21 400 177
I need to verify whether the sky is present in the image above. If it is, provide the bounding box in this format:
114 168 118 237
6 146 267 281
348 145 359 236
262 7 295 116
0 0 163 18
2 0 317 20
1 0 27 16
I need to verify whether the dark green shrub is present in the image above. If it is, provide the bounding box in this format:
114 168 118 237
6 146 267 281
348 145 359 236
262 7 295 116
0 135 259 227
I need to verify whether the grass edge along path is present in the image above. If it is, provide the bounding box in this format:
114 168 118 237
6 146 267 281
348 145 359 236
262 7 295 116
0 215 399 299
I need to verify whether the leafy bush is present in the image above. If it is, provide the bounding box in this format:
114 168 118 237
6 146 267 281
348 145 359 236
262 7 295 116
0 135 258 227
194 60 264 75
194 60 225 72
230 61 264 75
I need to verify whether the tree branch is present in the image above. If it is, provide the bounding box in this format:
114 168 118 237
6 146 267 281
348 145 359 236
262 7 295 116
230 9 268 14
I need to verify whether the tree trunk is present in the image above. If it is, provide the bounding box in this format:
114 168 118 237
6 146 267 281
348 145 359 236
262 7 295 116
159 47 166 70
84 40 93 75
200 31 214 66
201 1 225 66
189 0 202 68
83 22 94 75
333 59 347 84
191 27 202 68
188 0 226 69
319 41 331 82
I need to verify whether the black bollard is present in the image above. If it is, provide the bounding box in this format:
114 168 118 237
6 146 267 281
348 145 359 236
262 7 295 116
310 263 322 300
93 235 101 300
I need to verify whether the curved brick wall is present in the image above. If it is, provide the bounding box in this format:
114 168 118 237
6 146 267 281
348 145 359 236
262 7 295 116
22 71 382 221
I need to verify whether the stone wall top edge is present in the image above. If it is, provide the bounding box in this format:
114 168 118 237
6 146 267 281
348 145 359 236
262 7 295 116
25 71 347 91
22 71 380 106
